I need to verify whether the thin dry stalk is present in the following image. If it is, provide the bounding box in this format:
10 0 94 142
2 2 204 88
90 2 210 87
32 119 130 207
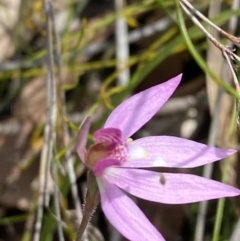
33 0 58 240
179 1 240 62
180 0 240 47
194 1 223 240
115 0 130 86
50 1 88 240
46 2 66 240
52 160 65 241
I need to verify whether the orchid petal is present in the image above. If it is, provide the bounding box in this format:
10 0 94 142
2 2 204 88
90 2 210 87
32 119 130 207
104 74 182 139
75 116 92 162
93 158 122 176
105 168 240 204
122 136 236 168
97 177 165 241
93 128 123 144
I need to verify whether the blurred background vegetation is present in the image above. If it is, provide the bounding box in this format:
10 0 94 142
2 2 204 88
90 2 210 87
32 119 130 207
0 0 240 240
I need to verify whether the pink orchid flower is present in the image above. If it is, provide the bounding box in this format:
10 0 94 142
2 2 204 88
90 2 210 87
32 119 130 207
76 74 240 241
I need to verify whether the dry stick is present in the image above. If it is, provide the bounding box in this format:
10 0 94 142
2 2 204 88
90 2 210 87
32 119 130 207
226 0 240 133
180 0 240 123
223 51 240 93
115 0 130 86
195 81 224 241
181 0 240 126
33 133 50 241
33 0 57 240
180 0 240 47
52 161 65 241
180 0 240 121
50 1 87 240
23 194 38 241
108 1 129 240
193 1 222 240
204 0 223 115
179 2 240 62
50 0 81 236
223 49 240 131
47 2 65 241
42 0 58 209
53 8 84 223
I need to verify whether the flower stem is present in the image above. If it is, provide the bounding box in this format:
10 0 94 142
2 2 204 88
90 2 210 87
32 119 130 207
75 208 92 241
75 171 99 241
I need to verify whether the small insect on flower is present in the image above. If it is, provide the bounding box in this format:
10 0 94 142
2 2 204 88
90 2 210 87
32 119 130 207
159 173 166 185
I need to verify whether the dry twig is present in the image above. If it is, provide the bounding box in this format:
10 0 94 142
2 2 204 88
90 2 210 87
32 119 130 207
33 0 58 240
